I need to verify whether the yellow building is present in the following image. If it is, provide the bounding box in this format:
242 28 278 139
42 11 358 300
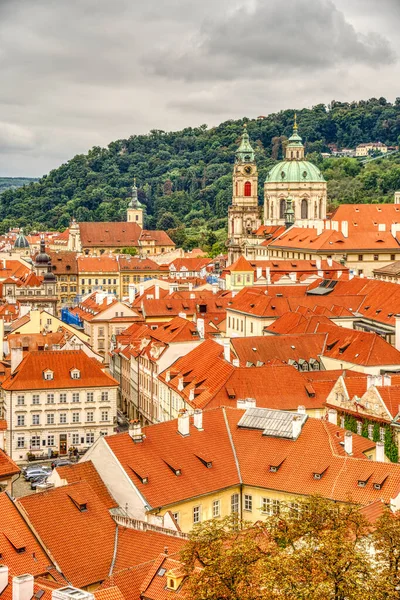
356 142 388 157
77 255 119 297
83 406 400 533
119 256 165 298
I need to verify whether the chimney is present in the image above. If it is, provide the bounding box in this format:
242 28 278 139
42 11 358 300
190 293 195 299
395 315 400 351
315 258 321 270
232 358 240 367
212 283 219 295
327 409 337 425
256 266 262 281
11 345 23 374
177 377 184 391
265 267 271 285
155 283 160 300
165 370 171 382
196 318 205 339
341 220 348 238
0 565 8 595
327 257 333 267
139 283 144 297
193 408 203 430
223 338 230 362
128 284 136 305
292 414 302 439
297 405 306 415
376 441 385 463
177 409 189 436
52 588 95 600
344 431 353 455
189 388 195 402
383 374 392 386
12 575 34 600
129 420 143 442
316 221 324 235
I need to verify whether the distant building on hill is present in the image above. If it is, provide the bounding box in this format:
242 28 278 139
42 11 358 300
356 142 388 157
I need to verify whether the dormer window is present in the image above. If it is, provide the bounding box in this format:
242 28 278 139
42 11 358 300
43 369 53 381
70 369 80 380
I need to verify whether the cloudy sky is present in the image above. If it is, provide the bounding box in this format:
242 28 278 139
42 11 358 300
0 0 399 176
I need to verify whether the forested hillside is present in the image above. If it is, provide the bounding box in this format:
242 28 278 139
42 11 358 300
2 98 400 253
0 178 38 194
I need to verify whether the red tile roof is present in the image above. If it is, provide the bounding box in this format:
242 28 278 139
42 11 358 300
331 204 400 234
2 350 118 391
140 230 175 247
0 449 19 479
0 493 51 577
17 481 117 588
55 461 118 509
231 333 327 366
270 226 400 251
119 257 161 271
99 564 153 600
79 222 142 248
103 407 400 509
77 255 119 272
114 528 184 572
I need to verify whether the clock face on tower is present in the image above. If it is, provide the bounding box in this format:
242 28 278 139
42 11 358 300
244 165 252 175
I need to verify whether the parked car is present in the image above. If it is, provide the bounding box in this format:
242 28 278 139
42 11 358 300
51 458 72 470
23 467 50 481
30 475 48 490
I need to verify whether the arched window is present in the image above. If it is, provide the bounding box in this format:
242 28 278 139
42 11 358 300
291 151 293 158
296 151 299 158
244 181 251 196
301 199 308 219
280 199 286 219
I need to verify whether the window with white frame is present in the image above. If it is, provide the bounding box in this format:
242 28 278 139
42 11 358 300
193 505 201 524
357 421 362 436
212 500 220 518
17 436 25 448
32 414 40 426
72 434 80 445
86 412 94 423
17 395 25 405
172 512 180 524
101 411 108 422
43 370 53 380
86 392 94 402
368 424 374 440
101 391 108 402
32 394 40 405
47 435 55 446
72 412 80 423
340 416 345 428
31 436 40 449
47 393 55 404
380 427 385 442
86 432 94 445
261 498 280 516
244 494 253 512
71 369 80 379
47 413 55 425
17 415 25 426
59 413 67 424
72 393 80 403
59 393 67 403
231 493 239 514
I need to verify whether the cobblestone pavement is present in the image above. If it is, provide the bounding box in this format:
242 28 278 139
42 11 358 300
12 460 54 498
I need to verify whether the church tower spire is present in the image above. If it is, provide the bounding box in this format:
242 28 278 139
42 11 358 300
127 178 144 227
227 125 260 265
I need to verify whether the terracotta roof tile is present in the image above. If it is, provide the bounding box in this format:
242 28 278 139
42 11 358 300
55 461 118 509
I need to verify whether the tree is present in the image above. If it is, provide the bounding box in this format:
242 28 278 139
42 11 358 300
156 211 179 230
373 508 400 599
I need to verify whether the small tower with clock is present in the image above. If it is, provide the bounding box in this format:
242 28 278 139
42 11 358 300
227 125 260 265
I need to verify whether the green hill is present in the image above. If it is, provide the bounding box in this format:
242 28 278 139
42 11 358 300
0 178 38 194
2 97 400 253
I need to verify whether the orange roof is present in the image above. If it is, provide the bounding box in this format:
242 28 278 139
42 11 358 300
231 333 326 366
2 350 118 391
140 230 175 247
139 554 188 600
99 564 153 600
114 528 185 572
55 461 118 509
95 587 126 600
331 203 400 234
0 493 51 577
17 481 117 588
0 449 19 479
103 407 400 509
0 260 30 280
77 255 119 273
119 256 161 271
228 256 254 272
79 222 142 248
47 251 78 274
169 257 211 272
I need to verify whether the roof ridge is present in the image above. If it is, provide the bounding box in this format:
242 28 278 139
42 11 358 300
222 407 242 484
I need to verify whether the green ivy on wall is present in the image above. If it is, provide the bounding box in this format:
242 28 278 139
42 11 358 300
339 411 399 463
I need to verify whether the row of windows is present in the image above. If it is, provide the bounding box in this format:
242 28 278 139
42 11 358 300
16 432 96 448
16 391 108 405
81 278 118 285
188 494 298 524
17 411 110 426
228 316 254 334
339 416 385 441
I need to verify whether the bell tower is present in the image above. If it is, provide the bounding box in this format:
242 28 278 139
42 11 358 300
228 125 260 265
127 179 144 228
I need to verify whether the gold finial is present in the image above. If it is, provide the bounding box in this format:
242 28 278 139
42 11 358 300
243 122 247 129
133 177 137 186
293 113 298 132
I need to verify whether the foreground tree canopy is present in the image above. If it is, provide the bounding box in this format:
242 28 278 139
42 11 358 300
2 98 400 253
181 496 400 600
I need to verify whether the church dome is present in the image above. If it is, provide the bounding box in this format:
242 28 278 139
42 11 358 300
35 238 50 265
14 231 30 249
44 271 56 282
266 160 325 184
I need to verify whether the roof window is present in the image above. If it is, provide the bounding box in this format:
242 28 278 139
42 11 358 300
70 368 80 379
43 369 53 381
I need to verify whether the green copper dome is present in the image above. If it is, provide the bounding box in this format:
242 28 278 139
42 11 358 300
266 160 325 183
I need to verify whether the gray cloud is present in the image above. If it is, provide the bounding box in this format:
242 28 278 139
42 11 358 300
0 0 398 176
144 0 395 81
